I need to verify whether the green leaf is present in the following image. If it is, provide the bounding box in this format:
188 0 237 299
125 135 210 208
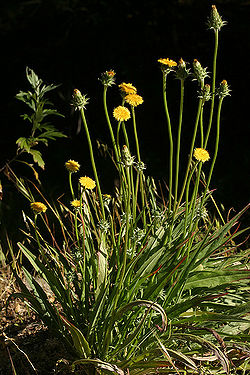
28 149 45 168
115 300 167 332
60 315 91 358
71 358 124 375
184 270 250 290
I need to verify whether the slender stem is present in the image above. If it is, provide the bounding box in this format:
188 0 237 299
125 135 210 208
131 107 146 227
162 74 174 212
173 80 185 212
202 98 223 207
200 106 204 148
103 165 131 356
122 122 130 149
103 86 119 163
176 99 203 212
69 172 75 199
80 108 105 219
204 29 219 148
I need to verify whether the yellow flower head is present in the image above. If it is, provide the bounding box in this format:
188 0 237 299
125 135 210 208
79 176 96 190
119 82 137 95
30 202 47 213
113 106 131 122
124 94 144 107
65 160 80 173
194 148 210 163
71 199 81 208
158 58 177 67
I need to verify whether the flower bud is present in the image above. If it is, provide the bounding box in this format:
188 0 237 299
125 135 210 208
207 5 227 31
198 84 211 102
71 89 89 111
216 80 231 99
192 59 209 86
99 70 116 87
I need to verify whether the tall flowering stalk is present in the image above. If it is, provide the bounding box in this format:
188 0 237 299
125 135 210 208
158 58 177 213
173 59 190 213
71 89 105 220
204 5 227 148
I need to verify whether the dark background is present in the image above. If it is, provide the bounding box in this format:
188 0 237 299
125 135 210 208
0 0 249 242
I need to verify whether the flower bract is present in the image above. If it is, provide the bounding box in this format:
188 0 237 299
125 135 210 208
79 176 96 190
65 160 80 173
194 148 210 163
113 106 131 122
30 202 47 213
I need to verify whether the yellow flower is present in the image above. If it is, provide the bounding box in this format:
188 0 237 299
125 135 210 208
30 202 47 213
194 148 210 163
113 106 131 122
79 176 96 190
119 82 137 95
158 58 177 67
124 94 144 107
71 199 81 208
65 160 80 173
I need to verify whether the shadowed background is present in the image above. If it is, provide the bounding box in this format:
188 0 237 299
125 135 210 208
0 0 249 243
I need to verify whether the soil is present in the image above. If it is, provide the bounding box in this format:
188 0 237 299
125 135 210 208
0 267 73 375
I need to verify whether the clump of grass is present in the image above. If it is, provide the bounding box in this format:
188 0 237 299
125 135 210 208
6 5 250 375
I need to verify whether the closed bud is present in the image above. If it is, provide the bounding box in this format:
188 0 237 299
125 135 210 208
192 59 209 86
71 89 89 111
216 80 231 99
99 70 116 87
207 5 227 32
198 84 211 102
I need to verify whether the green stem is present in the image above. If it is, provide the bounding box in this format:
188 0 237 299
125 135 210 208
162 74 174 212
202 98 223 206
102 166 131 357
80 108 105 220
103 86 119 163
173 80 185 212
69 172 75 199
204 29 219 149
131 107 146 227
176 99 203 212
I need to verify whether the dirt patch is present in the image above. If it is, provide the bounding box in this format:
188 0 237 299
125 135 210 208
0 267 73 375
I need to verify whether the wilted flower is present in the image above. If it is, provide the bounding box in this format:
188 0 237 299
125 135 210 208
99 70 116 87
65 160 80 173
124 94 144 107
216 80 231 99
175 58 190 81
207 5 227 32
98 219 111 234
135 161 146 172
71 89 89 110
122 145 135 167
113 106 131 122
119 82 137 95
30 202 47 213
194 148 210 163
103 194 112 207
79 176 96 190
